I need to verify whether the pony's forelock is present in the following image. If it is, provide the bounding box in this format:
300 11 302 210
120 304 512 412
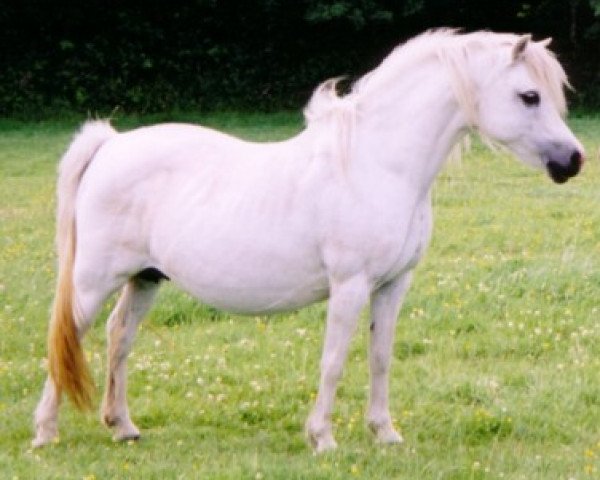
521 41 569 115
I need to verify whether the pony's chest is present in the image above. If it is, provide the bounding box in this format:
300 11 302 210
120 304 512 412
334 200 433 283
393 206 431 271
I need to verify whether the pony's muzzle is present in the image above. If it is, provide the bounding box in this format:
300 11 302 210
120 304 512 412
546 148 584 184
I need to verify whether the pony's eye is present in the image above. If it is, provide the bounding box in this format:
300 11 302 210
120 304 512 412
518 90 540 106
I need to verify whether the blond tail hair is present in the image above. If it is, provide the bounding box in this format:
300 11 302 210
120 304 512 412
47 120 117 410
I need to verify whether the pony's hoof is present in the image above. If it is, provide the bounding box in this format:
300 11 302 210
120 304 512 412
310 434 338 454
376 428 404 445
305 416 338 453
31 432 58 448
109 419 141 442
112 426 141 443
113 432 140 443
306 425 338 453
103 412 140 442
368 420 404 445
32 419 59 448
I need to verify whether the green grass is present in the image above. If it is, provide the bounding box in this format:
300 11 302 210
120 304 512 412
1 111 600 479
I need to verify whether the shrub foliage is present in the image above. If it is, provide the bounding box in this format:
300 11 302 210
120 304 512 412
2 0 600 117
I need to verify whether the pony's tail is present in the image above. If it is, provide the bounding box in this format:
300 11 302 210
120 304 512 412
48 120 117 411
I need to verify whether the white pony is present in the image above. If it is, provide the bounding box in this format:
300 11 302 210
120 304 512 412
33 30 584 452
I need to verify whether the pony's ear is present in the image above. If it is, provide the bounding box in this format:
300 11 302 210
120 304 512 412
512 34 532 61
538 37 552 48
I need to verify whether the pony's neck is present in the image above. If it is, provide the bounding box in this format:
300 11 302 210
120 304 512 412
354 60 470 196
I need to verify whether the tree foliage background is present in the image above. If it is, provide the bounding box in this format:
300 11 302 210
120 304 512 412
2 0 599 117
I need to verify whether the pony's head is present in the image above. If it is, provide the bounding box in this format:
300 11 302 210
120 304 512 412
470 34 584 183
304 30 583 183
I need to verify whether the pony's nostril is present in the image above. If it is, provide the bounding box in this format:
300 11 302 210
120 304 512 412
565 149 583 177
570 150 583 166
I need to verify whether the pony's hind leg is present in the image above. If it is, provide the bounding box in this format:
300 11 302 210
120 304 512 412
101 277 158 441
33 277 118 447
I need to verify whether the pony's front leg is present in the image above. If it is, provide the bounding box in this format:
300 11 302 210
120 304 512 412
367 272 413 444
306 275 369 453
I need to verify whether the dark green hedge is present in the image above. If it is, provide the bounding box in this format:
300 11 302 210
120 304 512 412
2 0 599 118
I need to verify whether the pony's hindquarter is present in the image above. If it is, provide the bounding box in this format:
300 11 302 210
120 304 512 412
48 121 117 410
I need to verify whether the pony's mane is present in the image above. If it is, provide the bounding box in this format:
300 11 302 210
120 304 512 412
304 29 569 130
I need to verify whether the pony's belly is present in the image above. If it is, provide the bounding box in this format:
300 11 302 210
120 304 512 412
171 269 329 315
156 235 329 315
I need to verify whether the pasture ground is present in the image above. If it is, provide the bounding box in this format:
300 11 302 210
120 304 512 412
1 112 600 479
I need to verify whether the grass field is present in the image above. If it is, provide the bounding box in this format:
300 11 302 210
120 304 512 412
1 112 600 479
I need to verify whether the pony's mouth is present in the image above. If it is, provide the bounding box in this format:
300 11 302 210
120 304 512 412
545 153 582 184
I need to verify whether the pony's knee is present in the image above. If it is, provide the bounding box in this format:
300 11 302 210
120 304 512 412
320 356 345 385
370 352 390 376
